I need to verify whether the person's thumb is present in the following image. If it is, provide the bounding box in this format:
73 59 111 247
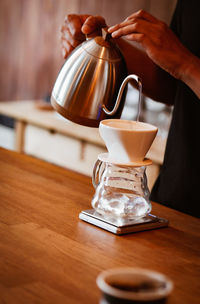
81 15 107 35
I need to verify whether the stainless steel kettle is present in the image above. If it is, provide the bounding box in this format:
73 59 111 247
51 29 141 127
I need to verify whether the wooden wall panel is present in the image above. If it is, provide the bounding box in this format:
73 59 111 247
0 0 176 102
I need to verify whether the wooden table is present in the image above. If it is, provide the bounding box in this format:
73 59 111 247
0 148 199 303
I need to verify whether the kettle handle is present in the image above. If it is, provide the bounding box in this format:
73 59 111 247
102 74 142 117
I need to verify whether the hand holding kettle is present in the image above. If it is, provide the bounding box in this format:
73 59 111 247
52 15 135 127
61 14 107 59
60 10 200 100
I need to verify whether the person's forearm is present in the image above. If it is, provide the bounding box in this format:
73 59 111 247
115 38 176 104
180 54 200 99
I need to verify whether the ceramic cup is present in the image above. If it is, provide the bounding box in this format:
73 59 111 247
99 119 158 164
96 267 173 304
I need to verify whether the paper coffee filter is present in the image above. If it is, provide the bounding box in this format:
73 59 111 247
102 119 157 131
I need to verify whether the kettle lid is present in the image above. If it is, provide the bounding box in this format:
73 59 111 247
81 29 124 62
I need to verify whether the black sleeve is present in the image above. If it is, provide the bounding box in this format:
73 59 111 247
170 0 182 36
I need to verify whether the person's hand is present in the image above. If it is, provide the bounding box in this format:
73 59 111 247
61 14 107 59
108 10 193 80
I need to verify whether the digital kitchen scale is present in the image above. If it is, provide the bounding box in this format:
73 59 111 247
79 209 168 235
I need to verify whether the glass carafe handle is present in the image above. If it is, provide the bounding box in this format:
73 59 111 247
92 159 104 188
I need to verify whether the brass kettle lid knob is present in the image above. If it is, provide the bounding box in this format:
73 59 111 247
83 27 124 61
86 27 112 48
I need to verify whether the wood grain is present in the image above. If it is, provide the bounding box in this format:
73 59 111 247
0 147 199 303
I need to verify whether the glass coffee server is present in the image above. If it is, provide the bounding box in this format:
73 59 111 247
79 119 168 235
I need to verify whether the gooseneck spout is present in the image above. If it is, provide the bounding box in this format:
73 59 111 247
102 74 142 121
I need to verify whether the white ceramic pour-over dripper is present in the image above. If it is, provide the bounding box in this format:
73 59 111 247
99 119 158 165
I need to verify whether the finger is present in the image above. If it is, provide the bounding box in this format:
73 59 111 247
126 9 158 23
61 36 76 54
110 19 154 39
108 13 157 35
110 25 137 38
108 20 136 33
60 24 66 34
81 15 107 35
64 14 86 40
108 9 158 34
61 40 74 59
61 27 81 48
61 47 68 59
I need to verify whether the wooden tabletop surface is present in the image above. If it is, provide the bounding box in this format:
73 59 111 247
0 147 199 304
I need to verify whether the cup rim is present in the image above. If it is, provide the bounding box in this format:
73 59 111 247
100 119 158 132
96 267 173 301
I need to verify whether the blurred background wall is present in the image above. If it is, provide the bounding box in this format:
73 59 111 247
0 0 177 187
0 0 177 102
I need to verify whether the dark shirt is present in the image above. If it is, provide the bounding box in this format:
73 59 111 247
150 0 200 218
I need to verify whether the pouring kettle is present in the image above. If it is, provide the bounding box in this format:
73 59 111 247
51 28 141 127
